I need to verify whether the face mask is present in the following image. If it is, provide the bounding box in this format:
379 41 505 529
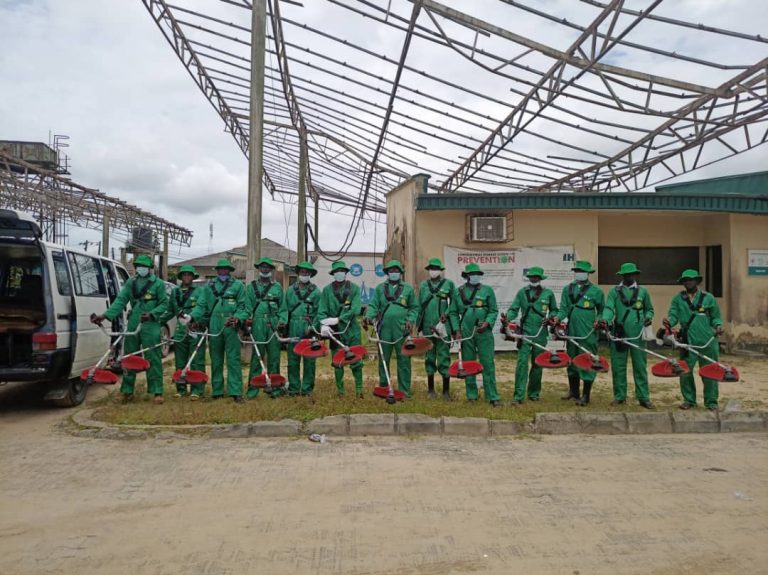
259 271 272 279
298 275 310 284
217 273 230 281
388 272 401 282
428 270 442 279
529 280 540 287
574 272 589 282
468 275 481 285
136 267 149 278
622 279 637 288
333 271 347 283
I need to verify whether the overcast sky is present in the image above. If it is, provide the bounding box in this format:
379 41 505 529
1 0 766 264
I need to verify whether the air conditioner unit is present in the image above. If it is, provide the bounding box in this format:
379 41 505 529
471 216 506 242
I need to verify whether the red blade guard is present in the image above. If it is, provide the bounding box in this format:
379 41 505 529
81 368 119 385
293 338 329 358
534 350 571 368
172 369 208 384
121 355 151 372
699 363 740 382
249 373 287 388
372 386 406 401
448 359 483 378
651 359 690 377
332 345 366 367
401 336 433 357
572 353 609 373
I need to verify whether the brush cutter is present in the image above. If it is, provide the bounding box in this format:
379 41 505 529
552 325 609 373
82 320 141 385
501 320 570 369
172 328 211 386
367 326 405 403
238 323 286 391
660 330 739 382
430 329 484 379
116 335 175 372
317 318 366 368
603 328 690 378
401 333 434 356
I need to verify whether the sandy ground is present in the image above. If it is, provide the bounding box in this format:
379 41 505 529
1 384 767 575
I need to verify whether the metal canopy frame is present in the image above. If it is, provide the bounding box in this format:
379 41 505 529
141 0 768 252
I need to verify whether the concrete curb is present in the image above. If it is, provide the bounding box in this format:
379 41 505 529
69 408 768 440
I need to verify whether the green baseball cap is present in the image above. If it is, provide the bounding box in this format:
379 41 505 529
525 266 547 280
461 263 484 277
616 262 641 276
214 258 236 271
295 261 317 277
383 259 405 272
678 268 703 283
572 260 595 273
424 257 445 270
133 254 153 268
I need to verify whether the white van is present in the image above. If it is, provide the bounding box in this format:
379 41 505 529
0 209 133 406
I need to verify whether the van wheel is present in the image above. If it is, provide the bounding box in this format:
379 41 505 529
161 325 172 358
52 377 89 407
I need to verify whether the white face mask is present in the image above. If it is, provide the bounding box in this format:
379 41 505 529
259 271 272 279
574 272 589 282
136 267 150 278
388 272 401 282
529 280 540 287
428 270 442 279
468 275 481 285
333 271 347 283
298 274 311 284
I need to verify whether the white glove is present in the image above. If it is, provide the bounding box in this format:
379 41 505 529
320 324 334 338
433 321 447 339
321 317 339 327
178 313 191 326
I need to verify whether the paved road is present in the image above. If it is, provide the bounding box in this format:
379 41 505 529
1 384 767 575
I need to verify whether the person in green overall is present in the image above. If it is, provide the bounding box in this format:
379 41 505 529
161 265 207 400
279 261 321 396
504 266 558 405
555 260 604 406
449 263 501 406
663 269 724 411
238 257 284 399
317 261 364 397
92 254 168 403
364 260 419 398
597 262 655 409
189 258 246 403
418 258 459 400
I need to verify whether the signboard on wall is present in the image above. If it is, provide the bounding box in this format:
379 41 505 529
311 253 385 305
747 249 768 276
444 245 576 350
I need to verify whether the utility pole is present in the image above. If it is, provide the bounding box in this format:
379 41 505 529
101 213 110 257
161 231 169 280
297 126 307 263
313 190 319 252
246 0 266 281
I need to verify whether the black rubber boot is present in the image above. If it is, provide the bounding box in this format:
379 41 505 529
562 374 580 400
427 374 436 399
442 376 452 401
577 381 592 406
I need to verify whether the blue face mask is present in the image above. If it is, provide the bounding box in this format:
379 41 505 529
468 274 481 285
217 273 230 281
388 272 401 282
136 267 150 278
333 271 347 283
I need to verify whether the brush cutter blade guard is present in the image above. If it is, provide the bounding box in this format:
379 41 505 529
372 386 406 401
572 353 609 373
293 338 329 358
172 369 208 384
81 368 119 385
249 373 287 388
332 345 366 367
448 359 484 379
651 359 690 377
699 363 740 382
121 355 151 372
534 350 571 368
401 336 433 356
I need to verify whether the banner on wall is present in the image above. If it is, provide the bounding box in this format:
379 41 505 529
444 245 576 350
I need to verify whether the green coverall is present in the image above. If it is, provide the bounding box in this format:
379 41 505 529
667 289 723 408
365 280 419 397
317 280 363 395
507 286 558 402
104 275 168 396
418 278 458 378
451 283 500 402
191 277 246 398
161 285 207 396
279 281 321 395
556 282 605 387
601 285 654 403
238 280 284 398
